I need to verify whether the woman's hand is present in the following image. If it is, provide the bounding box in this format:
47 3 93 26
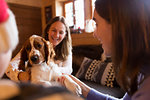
58 74 91 98
69 75 91 98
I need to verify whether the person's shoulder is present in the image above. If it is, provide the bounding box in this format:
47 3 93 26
0 79 19 100
132 76 150 100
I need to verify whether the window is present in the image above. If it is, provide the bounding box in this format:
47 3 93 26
91 0 96 16
64 2 74 27
64 0 85 29
84 0 96 33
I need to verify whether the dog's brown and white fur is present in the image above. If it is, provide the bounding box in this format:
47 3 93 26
18 35 81 95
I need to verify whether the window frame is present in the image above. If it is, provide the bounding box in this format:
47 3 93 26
90 0 96 19
63 0 85 30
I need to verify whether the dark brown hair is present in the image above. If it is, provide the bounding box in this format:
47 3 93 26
43 16 72 61
95 0 150 95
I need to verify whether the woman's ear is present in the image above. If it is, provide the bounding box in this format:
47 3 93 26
18 46 28 71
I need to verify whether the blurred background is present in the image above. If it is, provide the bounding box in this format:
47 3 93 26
6 0 99 57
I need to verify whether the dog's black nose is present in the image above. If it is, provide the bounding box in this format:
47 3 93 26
30 55 39 63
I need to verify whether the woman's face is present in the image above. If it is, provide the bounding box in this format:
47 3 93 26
48 21 67 47
93 10 112 56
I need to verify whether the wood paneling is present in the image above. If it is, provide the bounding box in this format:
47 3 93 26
71 33 100 46
8 3 42 57
6 0 42 7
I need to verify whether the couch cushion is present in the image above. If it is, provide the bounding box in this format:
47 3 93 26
75 57 119 88
72 45 103 75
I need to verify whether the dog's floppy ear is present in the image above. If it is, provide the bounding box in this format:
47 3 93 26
42 38 55 65
49 42 56 60
18 44 28 71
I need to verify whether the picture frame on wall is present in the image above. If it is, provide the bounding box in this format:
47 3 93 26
45 6 52 24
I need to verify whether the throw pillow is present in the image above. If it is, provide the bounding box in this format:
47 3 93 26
75 57 119 88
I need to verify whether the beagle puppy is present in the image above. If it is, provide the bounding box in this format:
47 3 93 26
18 35 81 95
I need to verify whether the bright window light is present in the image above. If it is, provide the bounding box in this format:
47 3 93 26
64 0 85 29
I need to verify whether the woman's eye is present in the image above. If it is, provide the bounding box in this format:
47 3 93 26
59 31 65 35
60 32 63 34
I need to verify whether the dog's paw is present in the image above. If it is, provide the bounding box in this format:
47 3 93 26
63 75 82 96
18 72 30 82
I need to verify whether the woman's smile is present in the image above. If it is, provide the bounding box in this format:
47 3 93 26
48 21 66 47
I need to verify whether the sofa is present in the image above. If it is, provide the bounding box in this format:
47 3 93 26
72 44 125 98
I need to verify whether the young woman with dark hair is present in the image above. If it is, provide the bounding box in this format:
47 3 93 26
60 0 150 99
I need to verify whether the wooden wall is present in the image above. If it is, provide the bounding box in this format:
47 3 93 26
8 3 42 57
6 0 41 7
71 33 100 46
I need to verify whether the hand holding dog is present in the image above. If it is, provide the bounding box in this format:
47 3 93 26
58 74 91 98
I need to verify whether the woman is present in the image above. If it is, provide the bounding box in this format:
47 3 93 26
43 16 72 74
60 0 150 99
6 16 72 81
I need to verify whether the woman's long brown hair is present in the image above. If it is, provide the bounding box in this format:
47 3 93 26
95 0 150 95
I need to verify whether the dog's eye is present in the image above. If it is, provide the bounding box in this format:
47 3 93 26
26 47 30 51
37 44 42 49
26 45 31 51
34 41 42 49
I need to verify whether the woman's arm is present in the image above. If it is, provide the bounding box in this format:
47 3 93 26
69 75 91 98
68 75 122 100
